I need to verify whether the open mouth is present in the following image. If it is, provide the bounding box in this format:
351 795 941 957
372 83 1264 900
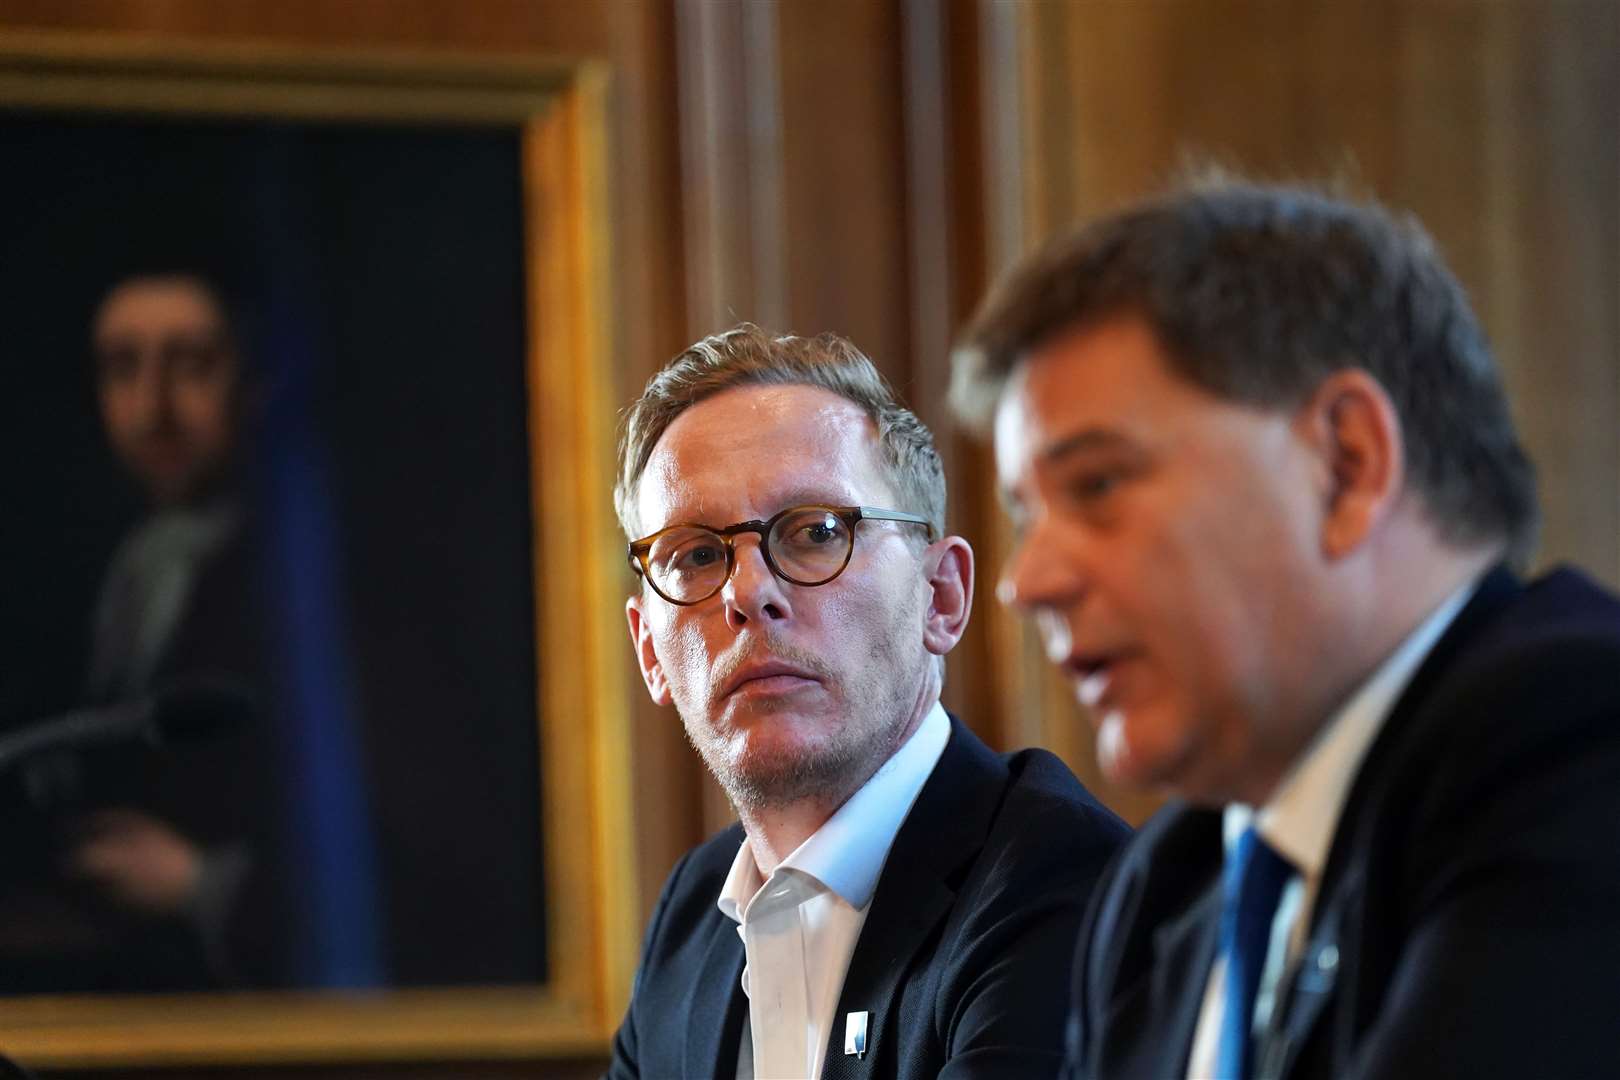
1066 652 1124 711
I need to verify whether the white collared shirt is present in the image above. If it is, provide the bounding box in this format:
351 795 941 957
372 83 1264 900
1187 580 1476 1078
87 500 240 701
718 702 951 1079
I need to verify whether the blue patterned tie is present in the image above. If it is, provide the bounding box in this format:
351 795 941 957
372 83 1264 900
1215 826 1294 1079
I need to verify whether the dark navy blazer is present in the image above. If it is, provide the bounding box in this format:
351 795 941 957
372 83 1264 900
608 714 1129 1078
1069 567 1620 1079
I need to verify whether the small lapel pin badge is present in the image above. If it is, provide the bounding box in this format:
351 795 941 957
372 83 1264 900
844 1010 869 1059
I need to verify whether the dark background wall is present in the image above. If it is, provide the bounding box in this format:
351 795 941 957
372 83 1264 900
0 0 1613 1075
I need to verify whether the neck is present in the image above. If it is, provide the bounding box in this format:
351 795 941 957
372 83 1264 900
736 797 845 879
739 675 940 878
1342 536 1498 702
1232 532 1498 809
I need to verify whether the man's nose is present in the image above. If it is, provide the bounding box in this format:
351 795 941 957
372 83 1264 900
126 357 175 429
721 535 790 630
997 521 1085 611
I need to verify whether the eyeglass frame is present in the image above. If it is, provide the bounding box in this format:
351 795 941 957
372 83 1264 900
627 503 936 607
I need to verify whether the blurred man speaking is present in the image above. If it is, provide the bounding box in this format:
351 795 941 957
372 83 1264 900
607 325 1126 1079
953 180 1620 1078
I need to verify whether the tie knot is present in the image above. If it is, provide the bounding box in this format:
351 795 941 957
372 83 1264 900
1224 826 1293 909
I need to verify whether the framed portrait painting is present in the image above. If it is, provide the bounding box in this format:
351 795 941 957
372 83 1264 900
0 30 635 1068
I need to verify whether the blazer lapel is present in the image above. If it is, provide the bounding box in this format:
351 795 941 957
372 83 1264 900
683 918 748 1079
818 718 1000 1079
1089 884 1220 1079
1256 879 1350 1080
819 872 955 1079
1083 806 1222 1079
1318 564 1520 907
1255 570 1521 1079
1149 886 1222 1077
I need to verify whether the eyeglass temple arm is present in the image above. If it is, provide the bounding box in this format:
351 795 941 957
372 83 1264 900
855 506 936 541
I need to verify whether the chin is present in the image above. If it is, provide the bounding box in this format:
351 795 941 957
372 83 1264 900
721 730 863 808
734 725 833 773
138 471 207 507
1097 707 1200 794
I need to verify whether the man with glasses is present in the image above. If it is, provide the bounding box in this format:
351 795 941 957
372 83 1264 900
952 179 1620 1078
606 324 1128 1079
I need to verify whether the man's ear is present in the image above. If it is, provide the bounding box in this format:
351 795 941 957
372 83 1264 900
625 595 673 706
921 536 975 657
1300 369 1405 560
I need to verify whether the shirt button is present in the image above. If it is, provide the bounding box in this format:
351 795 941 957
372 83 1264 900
1317 944 1339 972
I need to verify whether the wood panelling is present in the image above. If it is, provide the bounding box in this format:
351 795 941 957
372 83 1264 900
675 0 786 336
674 0 913 374
775 0 911 382
1478 1 1619 588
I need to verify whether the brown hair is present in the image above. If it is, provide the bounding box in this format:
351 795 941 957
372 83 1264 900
616 323 945 539
952 177 1538 564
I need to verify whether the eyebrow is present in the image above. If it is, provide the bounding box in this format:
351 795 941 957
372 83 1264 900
1039 428 1135 465
998 428 1135 514
769 488 858 511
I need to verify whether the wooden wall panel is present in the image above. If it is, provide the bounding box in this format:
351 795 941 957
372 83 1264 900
1477 1 1620 589
674 0 785 336
675 0 912 375
775 0 911 383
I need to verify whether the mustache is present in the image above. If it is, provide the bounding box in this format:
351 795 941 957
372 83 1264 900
708 635 834 704
127 414 187 441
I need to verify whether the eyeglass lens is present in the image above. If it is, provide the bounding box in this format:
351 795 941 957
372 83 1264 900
644 507 853 602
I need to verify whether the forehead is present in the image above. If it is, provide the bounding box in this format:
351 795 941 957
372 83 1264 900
638 383 892 528
94 279 224 344
993 317 1224 477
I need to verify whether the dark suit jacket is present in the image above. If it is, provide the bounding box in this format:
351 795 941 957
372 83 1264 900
0 515 286 994
608 715 1129 1078
1069 567 1620 1079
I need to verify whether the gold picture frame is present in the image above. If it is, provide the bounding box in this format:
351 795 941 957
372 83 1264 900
0 30 635 1068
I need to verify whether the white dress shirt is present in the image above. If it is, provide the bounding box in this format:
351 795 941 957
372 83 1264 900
1187 580 1476 1078
718 703 950 1080
86 500 240 701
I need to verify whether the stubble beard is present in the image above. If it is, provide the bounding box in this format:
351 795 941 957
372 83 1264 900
679 610 926 815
